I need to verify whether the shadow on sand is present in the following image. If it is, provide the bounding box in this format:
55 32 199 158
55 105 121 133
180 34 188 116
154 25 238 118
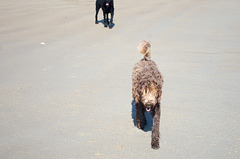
131 100 153 132
96 19 115 29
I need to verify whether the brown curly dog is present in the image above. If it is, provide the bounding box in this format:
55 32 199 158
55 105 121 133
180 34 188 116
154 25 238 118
132 41 164 149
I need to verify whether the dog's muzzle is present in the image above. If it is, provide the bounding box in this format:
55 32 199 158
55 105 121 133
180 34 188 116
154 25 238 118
145 102 153 112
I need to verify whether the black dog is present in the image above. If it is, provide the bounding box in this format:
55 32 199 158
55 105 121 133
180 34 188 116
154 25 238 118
95 0 114 28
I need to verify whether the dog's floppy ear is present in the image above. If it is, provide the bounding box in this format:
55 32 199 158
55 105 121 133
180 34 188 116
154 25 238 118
137 88 142 96
157 90 163 103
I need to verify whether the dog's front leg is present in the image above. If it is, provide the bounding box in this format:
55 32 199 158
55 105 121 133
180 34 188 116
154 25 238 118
103 13 107 27
106 14 109 25
95 3 100 24
109 12 114 27
136 102 145 130
151 103 161 149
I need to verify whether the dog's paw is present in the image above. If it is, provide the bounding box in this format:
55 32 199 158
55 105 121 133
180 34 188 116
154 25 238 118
137 123 145 130
95 21 99 24
109 23 113 29
151 139 160 149
137 121 145 130
137 122 141 129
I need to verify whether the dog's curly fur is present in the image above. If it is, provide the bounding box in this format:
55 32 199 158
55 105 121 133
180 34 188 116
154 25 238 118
132 41 164 149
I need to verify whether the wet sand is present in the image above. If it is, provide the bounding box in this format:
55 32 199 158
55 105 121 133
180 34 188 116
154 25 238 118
0 0 240 158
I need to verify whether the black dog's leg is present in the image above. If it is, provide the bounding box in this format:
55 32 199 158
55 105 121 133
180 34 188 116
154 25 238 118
106 13 109 25
95 2 100 24
151 103 161 149
136 102 146 130
103 13 107 27
109 11 114 27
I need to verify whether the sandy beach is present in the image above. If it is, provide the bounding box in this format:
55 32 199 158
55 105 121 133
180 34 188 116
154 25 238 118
0 0 240 158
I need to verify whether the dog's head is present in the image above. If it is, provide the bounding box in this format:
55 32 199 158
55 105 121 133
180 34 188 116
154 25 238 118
140 82 158 112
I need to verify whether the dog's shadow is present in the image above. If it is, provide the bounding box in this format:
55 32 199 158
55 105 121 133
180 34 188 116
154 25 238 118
131 100 153 132
97 19 115 29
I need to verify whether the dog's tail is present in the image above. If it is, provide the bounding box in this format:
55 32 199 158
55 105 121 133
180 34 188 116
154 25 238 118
138 40 151 60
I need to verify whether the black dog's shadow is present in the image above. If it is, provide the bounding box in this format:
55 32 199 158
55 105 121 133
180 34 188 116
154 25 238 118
97 19 115 29
131 100 153 132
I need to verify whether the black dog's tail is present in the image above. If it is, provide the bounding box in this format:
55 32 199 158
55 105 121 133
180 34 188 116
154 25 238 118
138 40 151 60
